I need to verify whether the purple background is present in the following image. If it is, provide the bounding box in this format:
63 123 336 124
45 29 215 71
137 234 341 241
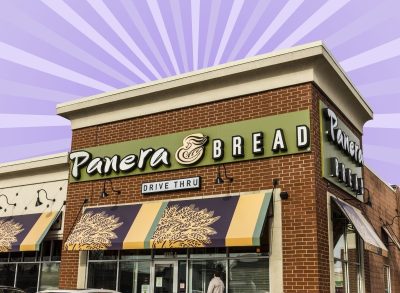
0 1 399 183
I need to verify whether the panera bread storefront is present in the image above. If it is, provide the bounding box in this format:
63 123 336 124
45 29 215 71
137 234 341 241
56 43 400 293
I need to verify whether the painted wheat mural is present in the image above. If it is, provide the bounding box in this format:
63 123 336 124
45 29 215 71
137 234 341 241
65 211 123 250
151 204 220 248
0 219 24 252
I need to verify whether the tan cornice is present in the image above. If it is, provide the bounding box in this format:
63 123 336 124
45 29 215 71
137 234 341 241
57 41 372 132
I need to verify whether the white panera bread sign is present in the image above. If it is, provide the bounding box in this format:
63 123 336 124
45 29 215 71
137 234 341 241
142 176 201 194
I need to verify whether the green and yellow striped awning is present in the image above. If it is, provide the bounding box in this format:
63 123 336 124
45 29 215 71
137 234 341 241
65 191 272 251
0 212 59 252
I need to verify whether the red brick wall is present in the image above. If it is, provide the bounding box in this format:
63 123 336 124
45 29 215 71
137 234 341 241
312 84 400 293
362 167 400 293
310 84 372 293
60 82 400 293
61 83 325 291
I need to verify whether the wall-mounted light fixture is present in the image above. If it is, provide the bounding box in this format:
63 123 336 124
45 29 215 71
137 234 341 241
361 187 372 207
215 164 233 184
35 189 56 208
271 178 289 200
0 193 17 212
345 187 372 207
385 215 400 227
101 179 121 198
280 191 289 200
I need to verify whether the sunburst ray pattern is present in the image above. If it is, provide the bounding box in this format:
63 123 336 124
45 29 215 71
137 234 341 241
0 0 399 183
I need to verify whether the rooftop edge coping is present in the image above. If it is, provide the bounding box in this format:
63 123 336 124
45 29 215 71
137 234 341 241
56 41 373 129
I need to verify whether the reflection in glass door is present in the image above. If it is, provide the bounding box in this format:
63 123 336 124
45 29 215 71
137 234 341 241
152 261 177 293
119 262 151 293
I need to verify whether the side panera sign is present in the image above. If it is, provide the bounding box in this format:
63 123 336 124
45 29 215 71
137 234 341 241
320 101 364 197
69 110 311 182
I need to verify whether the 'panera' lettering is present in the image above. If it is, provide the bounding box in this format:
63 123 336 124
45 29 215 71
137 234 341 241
69 148 170 179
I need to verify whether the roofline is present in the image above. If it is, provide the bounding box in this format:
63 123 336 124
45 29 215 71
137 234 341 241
0 152 69 175
320 43 372 115
57 41 373 130
57 41 326 111
364 163 397 191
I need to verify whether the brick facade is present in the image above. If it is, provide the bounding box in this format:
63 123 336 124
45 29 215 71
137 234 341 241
60 82 400 292
362 167 400 293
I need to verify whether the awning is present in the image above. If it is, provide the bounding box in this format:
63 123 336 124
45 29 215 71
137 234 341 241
0 211 59 252
382 226 400 251
65 191 272 251
332 197 388 256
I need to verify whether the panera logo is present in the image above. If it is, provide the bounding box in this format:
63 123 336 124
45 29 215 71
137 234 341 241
175 134 208 165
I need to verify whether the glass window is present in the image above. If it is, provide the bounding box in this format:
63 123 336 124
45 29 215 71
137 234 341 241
154 263 174 293
384 266 391 293
334 260 346 292
39 262 60 290
189 247 226 258
0 252 9 262
229 246 268 257
16 263 39 293
189 260 226 293
89 250 118 260
332 206 363 293
2 289 25 293
52 240 62 261
10 252 22 262
333 221 346 260
178 261 187 293
154 249 187 259
41 241 52 261
0 240 60 291
87 248 270 293
50 213 62 231
118 261 151 293
0 263 16 286
347 227 361 293
87 262 117 290
23 251 37 262
229 258 269 293
120 249 152 260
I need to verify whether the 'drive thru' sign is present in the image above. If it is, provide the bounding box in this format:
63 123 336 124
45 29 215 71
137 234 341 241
142 177 201 194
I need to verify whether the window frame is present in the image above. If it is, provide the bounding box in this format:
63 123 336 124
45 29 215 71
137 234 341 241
85 247 270 293
332 217 364 293
0 239 62 291
384 265 391 293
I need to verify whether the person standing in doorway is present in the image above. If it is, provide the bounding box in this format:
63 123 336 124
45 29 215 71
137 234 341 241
207 271 225 293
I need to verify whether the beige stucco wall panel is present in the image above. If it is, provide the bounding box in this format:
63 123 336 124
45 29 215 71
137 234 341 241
0 167 68 189
68 63 315 129
0 153 69 219
0 179 67 216
0 153 69 188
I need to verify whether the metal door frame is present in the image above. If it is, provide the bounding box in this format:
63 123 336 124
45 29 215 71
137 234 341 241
151 260 179 293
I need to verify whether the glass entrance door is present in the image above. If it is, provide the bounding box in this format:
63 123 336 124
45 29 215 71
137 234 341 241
151 261 178 293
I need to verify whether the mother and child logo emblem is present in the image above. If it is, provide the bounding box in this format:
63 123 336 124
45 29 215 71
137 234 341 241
175 133 208 165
